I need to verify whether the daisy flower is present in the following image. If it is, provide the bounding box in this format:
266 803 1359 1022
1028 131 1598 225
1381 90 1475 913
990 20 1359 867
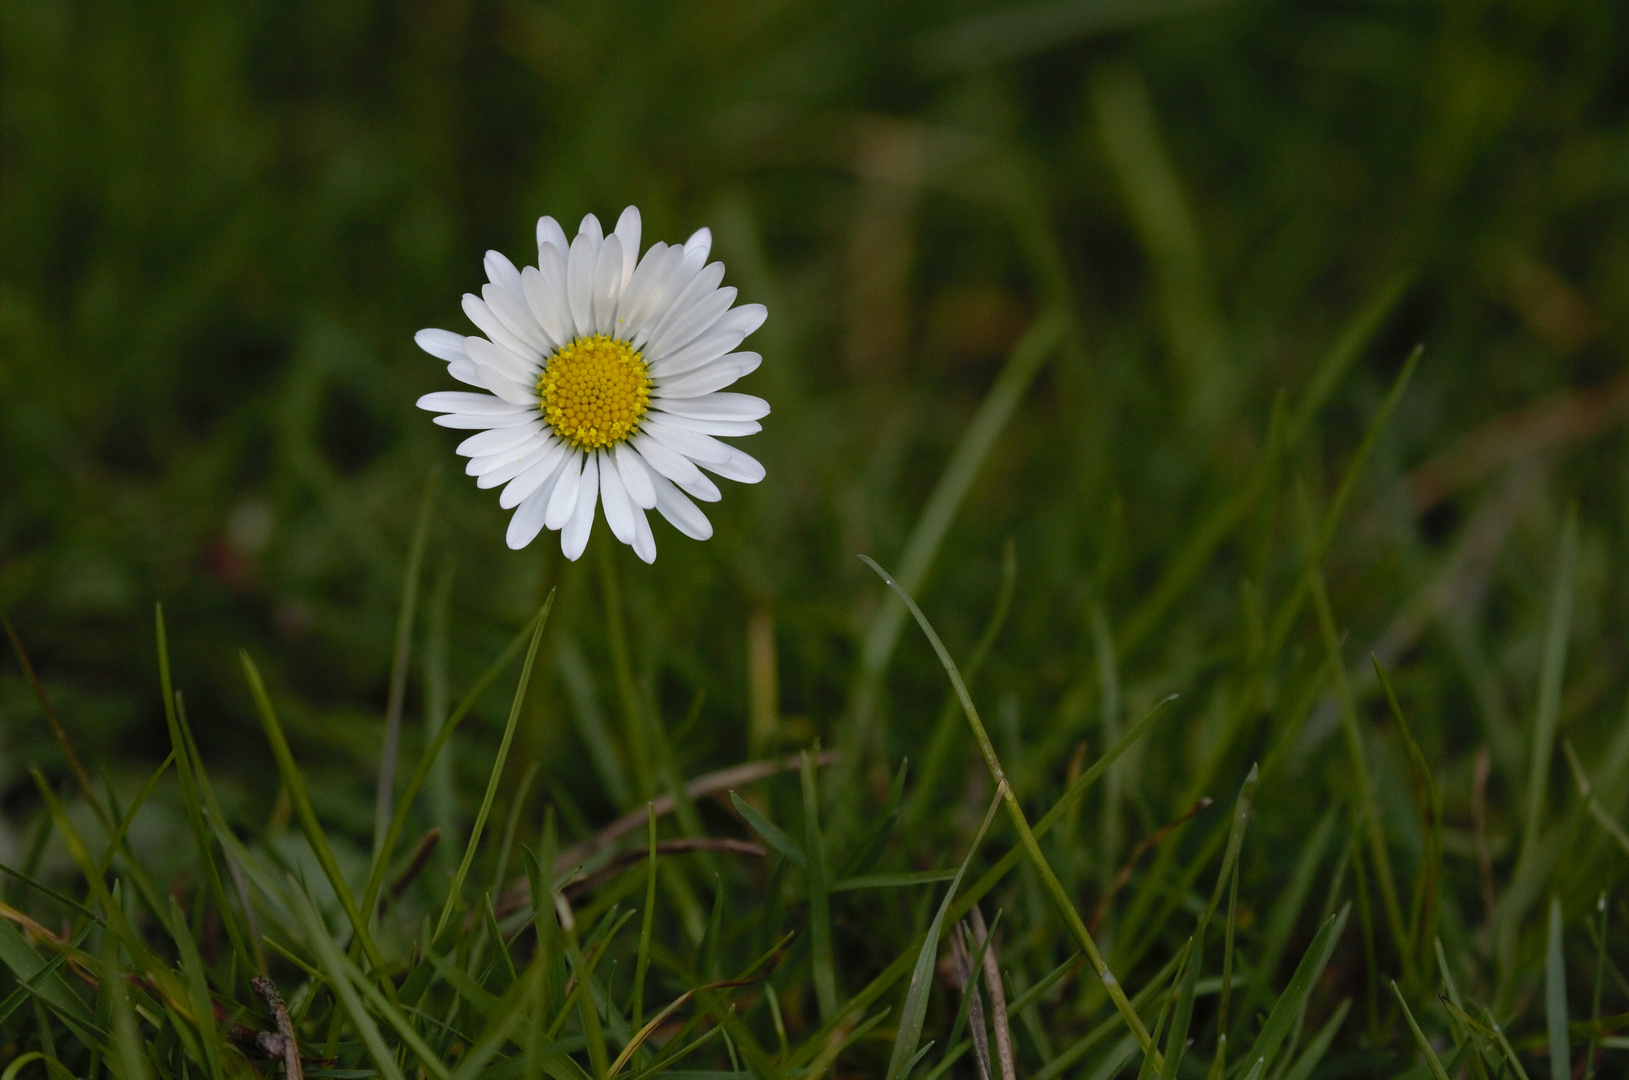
414 207 768 563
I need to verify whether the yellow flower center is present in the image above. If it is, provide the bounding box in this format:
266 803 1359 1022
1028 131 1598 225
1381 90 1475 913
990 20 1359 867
537 334 651 450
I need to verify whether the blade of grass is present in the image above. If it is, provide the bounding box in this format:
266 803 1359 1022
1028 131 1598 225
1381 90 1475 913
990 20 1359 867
1547 898 1570 1080
1391 981 1451 1080
1158 937 1199 1080
1375 657 1442 988
364 600 552 921
1520 509 1579 874
2 613 109 830
164 897 226 1080
240 653 389 975
290 879 407 1080
156 607 252 975
801 747 838 1024
433 598 551 944
1280 998 1350 1080
851 312 1067 734
729 792 805 868
632 803 657 1034
375 465 441 857
1241 905 1350 1075
787 695 1175 1070
863 555 1158 1061
885 789 1004 1080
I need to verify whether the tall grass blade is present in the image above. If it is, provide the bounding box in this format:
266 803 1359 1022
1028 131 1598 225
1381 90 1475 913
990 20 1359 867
434 599 550 943
852 312 1066 730
290 878 407 1080
1547 897 1571 1080
1520 507 1578 872
1390 981 1450 1080
155 607 252 975
375 464 441 857
1279 999 1349 1080
364 600 552 920
863 555 1158 1060
163 897 225 1080
239 652 388 973
1241 905 1350 1074
885 790 1004 1080
729 791 805 867
801 748 838 1024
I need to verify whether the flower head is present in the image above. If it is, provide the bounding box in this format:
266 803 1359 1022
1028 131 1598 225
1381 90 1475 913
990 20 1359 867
415 207 768 563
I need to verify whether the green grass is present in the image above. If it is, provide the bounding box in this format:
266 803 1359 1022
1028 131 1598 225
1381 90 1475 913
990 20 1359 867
4 0 1629 1076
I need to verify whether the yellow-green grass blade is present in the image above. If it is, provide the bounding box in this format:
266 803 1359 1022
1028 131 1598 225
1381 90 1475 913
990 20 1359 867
0 916 103 1049
884 789 1003 1080
290 877 407 1080
1280 999 1350 1080
155 606 252 976
852 311 1067 728
433 601 549 944
728 791 805 868
1390 981 1450 1080
363 598 553 922
239 652 389 977
863 555 1158 1062
1546 898 1570 1080
800 748 837 1024
162 897 225 1080
374 463 441 858
1240 904 1349 1074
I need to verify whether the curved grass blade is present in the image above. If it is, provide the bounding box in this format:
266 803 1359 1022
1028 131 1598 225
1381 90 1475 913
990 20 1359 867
240 652 388 975
290 878 407 1080
885 788 1004 1080
433 602 550 943
1240 904 1350 1074
864 554 1158 1061
1390 981 1450 1080
1546 898 1570 1080
728 792 805 868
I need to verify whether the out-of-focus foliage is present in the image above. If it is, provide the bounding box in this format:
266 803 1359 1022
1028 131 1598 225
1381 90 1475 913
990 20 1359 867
4 0 1629 1075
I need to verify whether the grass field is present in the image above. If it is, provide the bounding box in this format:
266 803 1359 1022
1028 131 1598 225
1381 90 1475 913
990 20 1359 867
3 0 1629 1077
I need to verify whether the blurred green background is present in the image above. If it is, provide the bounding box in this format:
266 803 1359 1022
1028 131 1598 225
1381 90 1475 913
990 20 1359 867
4 0 1629 991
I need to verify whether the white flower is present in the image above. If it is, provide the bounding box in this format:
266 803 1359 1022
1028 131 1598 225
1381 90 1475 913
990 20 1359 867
414 207 768 563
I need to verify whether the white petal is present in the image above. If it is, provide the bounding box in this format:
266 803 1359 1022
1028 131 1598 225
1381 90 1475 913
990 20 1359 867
484 250 523 296
468 365 536 406
684 227 712 266
474 439 555 488
483 283 549 354
615 243 680 338
701 446 766 484
649 411 760 437
465 335 538 383
537 215 569 257
676 470 722 502
525 249 573 345
649 326 747 378
417 391 524 415
598 450 637 545
650 471 713 540
566 234 595 339
578 213 603 248
457 421 543 457
462 294 534 360
631 433 708 488
591 235 625 334
465 432 545 474
643 418 732 464
446 359 485 388
654 358 745 399
639 263 726 350
630 504 657 563
613 206 641 290
500 442 569 508
560 452 599 560
433 411 536 429
734 351 762 377
653 391 770 421
649 287 737 360
613 443 656 508
416 328 467 363
545 451 584 530
507 483 553 550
